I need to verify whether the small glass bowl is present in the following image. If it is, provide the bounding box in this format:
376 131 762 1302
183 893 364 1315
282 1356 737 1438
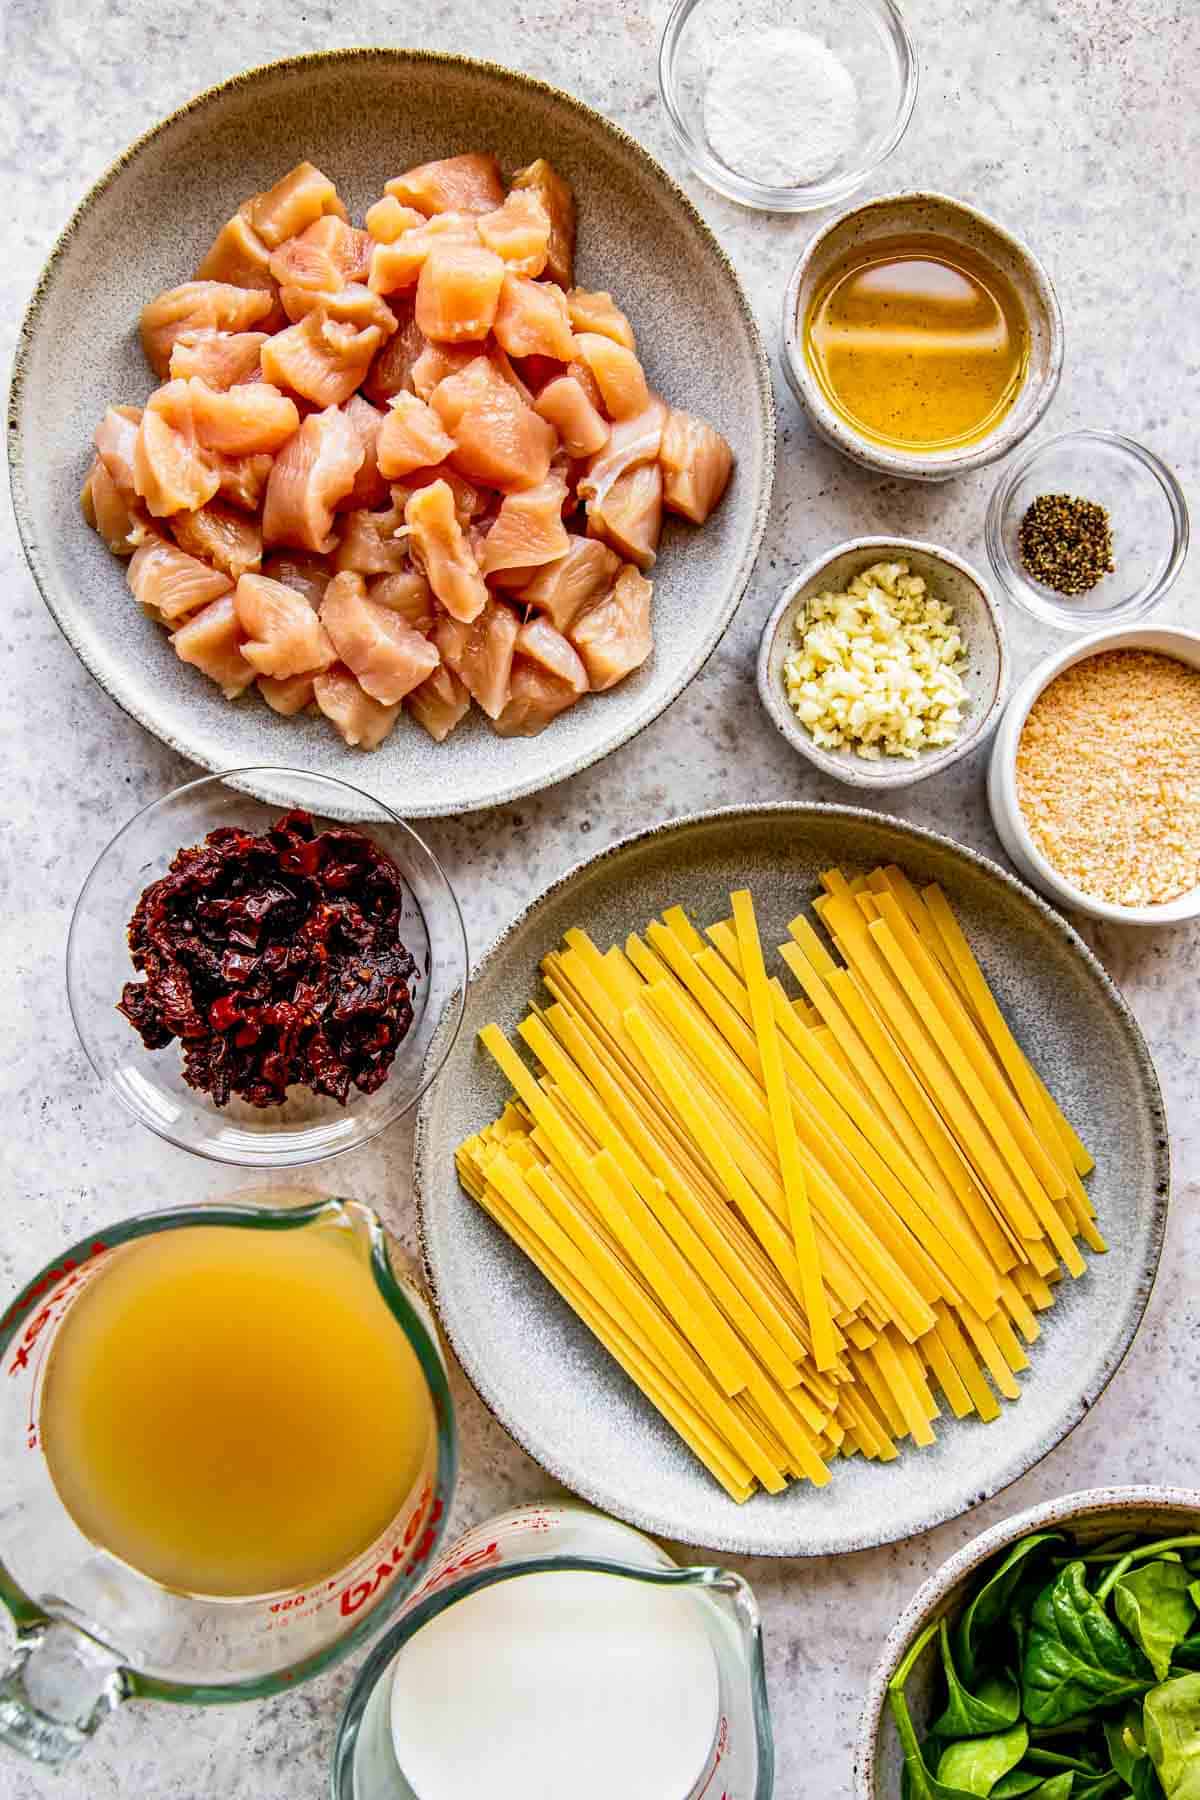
985 429 1189 630
67 768 468 1167
657 0 918 212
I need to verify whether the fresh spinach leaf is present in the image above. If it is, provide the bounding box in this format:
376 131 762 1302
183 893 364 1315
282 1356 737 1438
1131 1762 1165 1800
1027 1747 1103 1773
1105 1707 1148 1784
1113 1564 1197 1683
1172 1634 1200 1674
1144 1673 1200 1800
1022 1562 1155 1725
889 1621 982 1800
1024 1777 1076 1799
1190 1585 1200 1613
938 1724 1029 1795
933 1620 1023 1737
957 1536 1065 1685
992 1773 1046 1798
1073 1774 1128 1800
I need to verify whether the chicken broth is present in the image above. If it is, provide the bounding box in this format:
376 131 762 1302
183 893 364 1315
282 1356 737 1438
39 1218 435 1597
804 233 1029 453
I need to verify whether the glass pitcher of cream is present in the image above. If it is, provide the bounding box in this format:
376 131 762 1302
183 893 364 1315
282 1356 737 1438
334 1501 773 1800
0 1189 456 1764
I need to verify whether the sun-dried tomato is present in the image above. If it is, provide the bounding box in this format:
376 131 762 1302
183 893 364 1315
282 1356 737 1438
117 809 418 1109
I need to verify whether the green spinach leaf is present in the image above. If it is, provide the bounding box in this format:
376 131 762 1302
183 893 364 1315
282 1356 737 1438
889 1622 982 1800
938 1725 1029 1795
1144 1673 1200 1800
1131 1762 1165 1800
1172 1634 1200 1674
1022 1562 1155 1725
957 1536 1065 1684
1113 1564 1197 1683
1105 1707 1148 1784
992 1773 1046 1798
933 1620 1022 1737
1024 1777 1076 1799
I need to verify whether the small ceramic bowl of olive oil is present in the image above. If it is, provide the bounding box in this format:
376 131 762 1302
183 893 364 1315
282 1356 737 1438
782 191 1064 481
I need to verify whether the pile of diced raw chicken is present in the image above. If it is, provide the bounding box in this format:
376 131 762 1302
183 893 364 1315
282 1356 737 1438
82 154 734 747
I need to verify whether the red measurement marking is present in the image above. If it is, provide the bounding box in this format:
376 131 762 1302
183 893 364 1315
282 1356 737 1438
2 1241 109 1338
337 1485 443 1618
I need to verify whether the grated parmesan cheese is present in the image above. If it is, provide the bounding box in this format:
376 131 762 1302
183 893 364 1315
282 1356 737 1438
783 561 968 761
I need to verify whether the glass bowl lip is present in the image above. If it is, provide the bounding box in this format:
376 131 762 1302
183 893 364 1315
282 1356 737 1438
0 1190 459 1705
65 765 469 1168
985 427 1190 630
331 1555 773 1800
656 0 919 212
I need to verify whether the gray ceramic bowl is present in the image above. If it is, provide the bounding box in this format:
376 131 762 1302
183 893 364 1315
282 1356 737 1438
756 537 1010 789
415 804 1167 1557
8 50 773 820
856 1486 1200 1800
781 191 1064 482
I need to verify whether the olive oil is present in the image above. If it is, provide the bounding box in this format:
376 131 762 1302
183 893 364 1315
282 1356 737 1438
804 233 1030 453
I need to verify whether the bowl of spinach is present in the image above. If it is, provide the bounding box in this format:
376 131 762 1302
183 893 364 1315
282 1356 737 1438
858 1488 1200 1800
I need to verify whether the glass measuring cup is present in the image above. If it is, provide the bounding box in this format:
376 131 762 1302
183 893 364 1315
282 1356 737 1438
0 1190 456 1765
334 1501 774 1800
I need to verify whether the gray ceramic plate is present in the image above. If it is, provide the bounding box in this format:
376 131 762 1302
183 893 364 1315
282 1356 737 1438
415 805 1168 1556
9 50 773 820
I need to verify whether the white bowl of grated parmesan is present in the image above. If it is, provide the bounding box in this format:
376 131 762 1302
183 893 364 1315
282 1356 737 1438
757 538 1009 790
988 626 1200 924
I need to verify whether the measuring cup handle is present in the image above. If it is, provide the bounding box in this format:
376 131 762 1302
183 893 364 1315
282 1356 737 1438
0 1616 126 1764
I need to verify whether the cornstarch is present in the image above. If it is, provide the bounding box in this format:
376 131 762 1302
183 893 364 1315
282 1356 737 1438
703 27 859 187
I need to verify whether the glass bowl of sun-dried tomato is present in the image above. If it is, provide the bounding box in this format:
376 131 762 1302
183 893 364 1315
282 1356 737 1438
67 768 469 1166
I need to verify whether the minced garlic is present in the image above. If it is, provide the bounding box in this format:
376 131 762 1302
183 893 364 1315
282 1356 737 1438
783 560 968 761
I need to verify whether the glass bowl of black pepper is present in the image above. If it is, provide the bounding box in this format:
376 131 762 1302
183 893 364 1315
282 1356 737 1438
985 428 1189 630
67 768 469 1166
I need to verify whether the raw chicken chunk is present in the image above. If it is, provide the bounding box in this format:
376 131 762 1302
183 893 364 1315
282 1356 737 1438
261 552 332 609
127 537 232 623
171 593 257 697
278 283 398 336
479 473 570 577
169 500 262 581
587 461 663 571
363 301 426 405
140 282 275 378
196 210 276 296
376 391 456 479
365 196 425 243
493 273 576 362
566 288 635 350
386 154 505 218
521 536 621 633
94 405 142 497
132 408 220 517
574 333 651 420
149 377 300 456
268 217 373 292
569 564 653 689
534 375 609 458
435 600 519 718
389 464 482 524
406 663 472 742
578 397 667 506
430 355 555 492
169 330 268 390
405 478 488 622
415 243 506 343
262 406 363 553
515 616 588 692
313 666 401 748
339 393 391 511
258 672 317 716
369 213 480 294
234 572 336 678
211 451 275 512
368 570 437 634
660 409 733 524
510 159 576 287
476 189 551 277
244 162 347 250
492 660 585 737
332 502 411 576
82 457 147 555
410 341 477 401
320 571 439 704
261 310 384 407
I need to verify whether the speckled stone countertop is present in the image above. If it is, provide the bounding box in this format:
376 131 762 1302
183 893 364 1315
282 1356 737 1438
1 3 1196 1796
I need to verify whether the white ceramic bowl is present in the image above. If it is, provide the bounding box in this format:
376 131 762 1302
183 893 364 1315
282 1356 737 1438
988 625 1200 925
782 192 1064 481
757 537 1010 790
855 1486 1200 1800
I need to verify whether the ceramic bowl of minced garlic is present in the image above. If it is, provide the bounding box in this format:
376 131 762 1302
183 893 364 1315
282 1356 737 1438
757 538 1009 790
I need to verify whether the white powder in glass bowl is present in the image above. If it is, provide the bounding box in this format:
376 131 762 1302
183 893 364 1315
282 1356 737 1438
703 27 859 188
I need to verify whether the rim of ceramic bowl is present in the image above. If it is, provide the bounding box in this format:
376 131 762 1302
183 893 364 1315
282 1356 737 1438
755 536 1011 789
987 625 1200 926
7 47 776 820
984 428 1191 629
781 190 1065 479
657 0 919 212
854 1483 1200 1800
65 765 469 1165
